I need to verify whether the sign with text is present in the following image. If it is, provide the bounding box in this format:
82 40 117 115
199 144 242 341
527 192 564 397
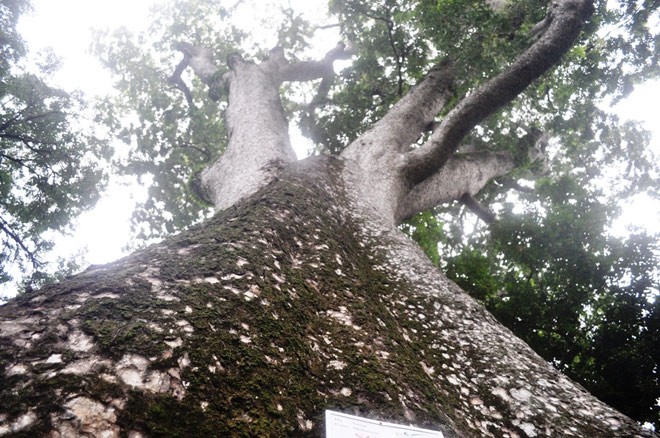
325 410 444 438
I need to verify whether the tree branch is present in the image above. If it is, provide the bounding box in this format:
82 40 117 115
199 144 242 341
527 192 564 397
342 61 454 162
395 151 517 223
499 176 536 193
396 126 548 222
0 132 57 156
350 4 406 95
274 43 351 145
298 74 334 144
172 42 225 101
0 152 31 170
0 215 41 268
460 193 496 224
198 45 298 210
384 18 405 97
0 113 23 133
403 0 594 185
174 42 220 85
168 53 194 107
0 105 61 134
315 23 341 30
198 43 354 210
276 43 351 83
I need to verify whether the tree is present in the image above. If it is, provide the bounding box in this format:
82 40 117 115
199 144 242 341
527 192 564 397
0 0 658 436
93 0 660 427
0 0 110 290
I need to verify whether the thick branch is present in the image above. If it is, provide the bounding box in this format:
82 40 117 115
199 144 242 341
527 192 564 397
173 42 220 86
342 61 454 161
172 42 225 101
277 43 352 147
198 49 295 210
403 0 594 185
500 176 536 193
396 151 517 223
276 43 351 83
173 43 356 210
339 62 454 223
396 128 547 222
298 73 334 144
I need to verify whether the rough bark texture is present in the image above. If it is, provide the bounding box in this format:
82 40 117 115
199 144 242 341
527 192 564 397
0 157 655 437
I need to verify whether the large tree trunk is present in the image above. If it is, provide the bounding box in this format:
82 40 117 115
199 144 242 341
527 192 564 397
0 157 654 437
2 0 656 436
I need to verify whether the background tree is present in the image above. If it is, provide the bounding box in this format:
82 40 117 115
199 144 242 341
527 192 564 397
0 0 658 436
0 0 110 290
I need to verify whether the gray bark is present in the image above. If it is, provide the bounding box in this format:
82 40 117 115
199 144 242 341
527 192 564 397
2 0 654 436
340 62 454 224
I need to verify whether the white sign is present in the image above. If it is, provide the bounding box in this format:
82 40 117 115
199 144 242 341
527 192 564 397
325 410 444 438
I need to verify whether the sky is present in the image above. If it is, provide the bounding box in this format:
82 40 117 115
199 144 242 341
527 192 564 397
16 0 163 269
10 0 660 288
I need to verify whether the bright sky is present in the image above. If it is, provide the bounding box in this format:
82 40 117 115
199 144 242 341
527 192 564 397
17 0 164 270
10 0 660 289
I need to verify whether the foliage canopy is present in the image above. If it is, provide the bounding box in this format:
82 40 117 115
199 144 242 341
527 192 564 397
0 0 110 289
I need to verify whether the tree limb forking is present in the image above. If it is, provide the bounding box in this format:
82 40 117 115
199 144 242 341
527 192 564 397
171 41 351 106
342 61 454 162
173 42 220 85
171 42 225 102
196 43 355 210
396 128 548 221
276 42 351 83
273 43 351 146
168 53 194 107
403 0 594 185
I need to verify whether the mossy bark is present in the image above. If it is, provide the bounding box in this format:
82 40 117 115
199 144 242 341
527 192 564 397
0 156 655 437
